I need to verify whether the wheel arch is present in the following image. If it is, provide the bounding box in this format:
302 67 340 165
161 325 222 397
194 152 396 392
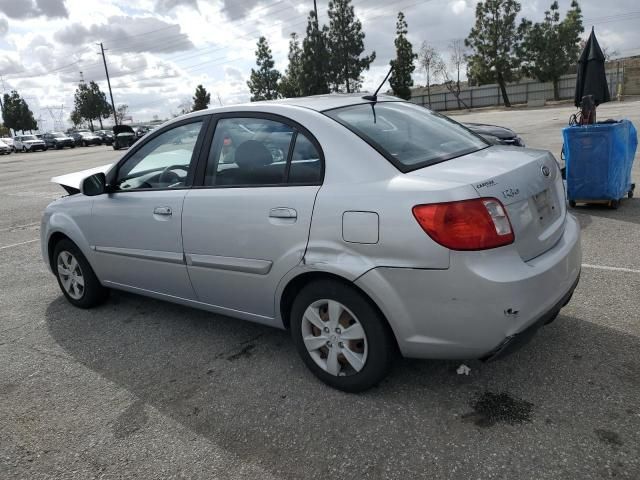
278 270 400 353
47 231 73 271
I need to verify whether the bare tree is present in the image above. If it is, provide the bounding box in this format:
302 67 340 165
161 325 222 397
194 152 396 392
418 42 442 108
449 39 467 108
578 39 618 62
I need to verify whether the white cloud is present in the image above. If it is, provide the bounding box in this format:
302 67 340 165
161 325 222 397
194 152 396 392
450 1 467 16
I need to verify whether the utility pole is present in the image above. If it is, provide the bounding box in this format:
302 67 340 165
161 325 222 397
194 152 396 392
98 42 118 126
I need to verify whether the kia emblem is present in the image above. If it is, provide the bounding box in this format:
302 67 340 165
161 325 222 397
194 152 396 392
541 165 550 177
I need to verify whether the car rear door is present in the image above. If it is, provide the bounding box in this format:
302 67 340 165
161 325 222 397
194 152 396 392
181 114 323 322
88 117 210 299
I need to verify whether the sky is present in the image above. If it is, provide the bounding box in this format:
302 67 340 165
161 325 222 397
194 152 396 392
0 0 639 130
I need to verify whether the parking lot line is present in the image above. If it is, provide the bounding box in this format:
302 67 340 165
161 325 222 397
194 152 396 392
0 239 39 250
582 263 640 274
0 222 40 232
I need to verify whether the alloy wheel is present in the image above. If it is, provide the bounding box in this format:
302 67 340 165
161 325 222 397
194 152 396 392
57 250 85 300
301 299 368 377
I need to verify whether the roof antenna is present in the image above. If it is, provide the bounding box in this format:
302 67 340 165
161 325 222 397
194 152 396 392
363 65 394 102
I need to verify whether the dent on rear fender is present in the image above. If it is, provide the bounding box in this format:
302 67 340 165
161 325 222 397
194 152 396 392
302 242 377 280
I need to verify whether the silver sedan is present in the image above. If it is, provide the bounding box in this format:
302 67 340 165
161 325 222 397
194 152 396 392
41 94 581 392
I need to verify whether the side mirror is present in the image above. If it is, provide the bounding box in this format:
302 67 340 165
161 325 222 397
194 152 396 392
81 172 107 196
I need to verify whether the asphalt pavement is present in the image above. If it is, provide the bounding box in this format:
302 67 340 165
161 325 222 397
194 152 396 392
1 103 639 479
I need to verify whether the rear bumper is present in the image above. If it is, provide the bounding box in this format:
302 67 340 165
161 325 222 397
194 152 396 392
480 272 579 361
355 213 582 360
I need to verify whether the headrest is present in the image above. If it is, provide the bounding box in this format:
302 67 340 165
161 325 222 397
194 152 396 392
234 140 272 169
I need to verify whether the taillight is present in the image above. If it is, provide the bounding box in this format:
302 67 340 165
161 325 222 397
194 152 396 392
412 198 514 251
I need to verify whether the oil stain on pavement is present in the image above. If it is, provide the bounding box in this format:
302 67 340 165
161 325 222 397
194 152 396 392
463 391 534 427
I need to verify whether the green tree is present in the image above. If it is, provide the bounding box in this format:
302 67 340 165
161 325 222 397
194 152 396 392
72 81 111 130
1 90 37 133
326 0 375 93
389 12 416 100
279 33 304 98
192 84 211 111
70 110 83 128
519 1 583 100
247 36 281 101
465 0 522 107
300 10 331 96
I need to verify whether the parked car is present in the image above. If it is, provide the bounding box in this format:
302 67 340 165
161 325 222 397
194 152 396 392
15 134 47 152
1 137 15 152
133 126 150 138
112 125 137 150
95 129 114 146
70 131 102 147
42 94 581 392
43 132 75 150
0 139 12 154
463 122 525 147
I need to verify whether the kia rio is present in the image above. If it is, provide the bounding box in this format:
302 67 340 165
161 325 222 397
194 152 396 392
41 94 581 392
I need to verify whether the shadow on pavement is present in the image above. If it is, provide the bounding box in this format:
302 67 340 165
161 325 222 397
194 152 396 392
570 197 640 226
46 291 640 479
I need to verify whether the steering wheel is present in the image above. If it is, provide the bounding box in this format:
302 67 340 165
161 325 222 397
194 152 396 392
158 164 189 185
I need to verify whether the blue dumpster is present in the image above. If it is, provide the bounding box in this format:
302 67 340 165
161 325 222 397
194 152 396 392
562 120 637 208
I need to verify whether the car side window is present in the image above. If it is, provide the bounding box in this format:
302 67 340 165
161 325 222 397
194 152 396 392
205 118 294 187
289 133 322 184
114 120 203 191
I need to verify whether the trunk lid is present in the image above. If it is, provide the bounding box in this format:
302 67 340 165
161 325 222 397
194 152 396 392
408 146 566 261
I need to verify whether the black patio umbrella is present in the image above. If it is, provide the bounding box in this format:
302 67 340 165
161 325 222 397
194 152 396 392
574 27 610 108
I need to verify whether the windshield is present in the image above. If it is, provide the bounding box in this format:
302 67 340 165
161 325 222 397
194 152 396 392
325 102 488 172
22 135 37 141
52 133 66 138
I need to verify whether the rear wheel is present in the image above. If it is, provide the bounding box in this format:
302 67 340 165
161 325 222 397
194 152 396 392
53 239 109 308
568 200 576 208
290 280 394 392
610 199 620 209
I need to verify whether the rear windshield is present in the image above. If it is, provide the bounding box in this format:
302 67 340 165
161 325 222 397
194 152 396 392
325 102 488 171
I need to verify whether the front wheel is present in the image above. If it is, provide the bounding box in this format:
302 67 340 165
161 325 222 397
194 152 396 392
290 280 395 392
53 239 109 308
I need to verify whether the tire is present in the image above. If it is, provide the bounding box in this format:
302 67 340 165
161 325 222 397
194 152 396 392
290 280 395 392
71 145 75 149
610 199 620 209
22 147 27 153
53 239 109 308
43 147 48 151
568 200 576 208
82 141 88 147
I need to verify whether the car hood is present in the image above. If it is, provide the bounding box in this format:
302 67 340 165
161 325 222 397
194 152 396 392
113 125 135 135
51 164 113 190
463 122 517 140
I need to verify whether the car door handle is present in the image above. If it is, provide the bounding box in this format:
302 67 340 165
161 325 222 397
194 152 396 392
269 207 297 219
153 206 172 216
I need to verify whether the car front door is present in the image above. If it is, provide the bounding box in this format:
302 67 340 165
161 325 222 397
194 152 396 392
88 117 209 299
182 115 323 323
